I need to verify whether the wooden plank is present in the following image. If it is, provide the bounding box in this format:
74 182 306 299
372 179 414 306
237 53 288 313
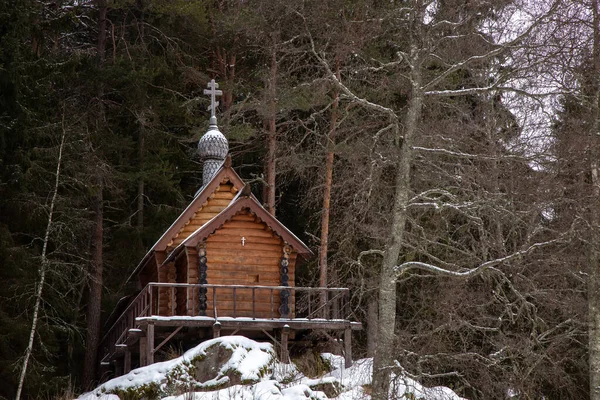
213 191 235 200
182 224 207 233
206 257 281 264
191 212 221 220
221 221 268 230
218 227 274 237
199 206 228 213
214 311 278 319
207 235 282 245
206 261 281 270
207 271 282 282
207 303 284 312
154 326 183 354
206 254 281 264
206 265 281 274
136 317 356 330
206 248 282 258
206 242 283 252
207 280 295 288
207 277 291 285
204 199 232 207
228 214 255 221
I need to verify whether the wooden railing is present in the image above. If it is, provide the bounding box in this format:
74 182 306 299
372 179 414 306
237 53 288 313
99 283 350 361
99 284 153 363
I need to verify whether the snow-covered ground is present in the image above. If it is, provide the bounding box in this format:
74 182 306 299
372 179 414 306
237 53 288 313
78 336 466 400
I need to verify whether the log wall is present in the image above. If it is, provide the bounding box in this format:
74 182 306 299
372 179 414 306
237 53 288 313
154 177 303 319
201 210 297 318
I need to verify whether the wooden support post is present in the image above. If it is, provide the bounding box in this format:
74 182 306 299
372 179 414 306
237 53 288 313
281 325 290 364
114 359 123 377
213 321 221 338
146 323 155 365
124 348 131 374
344 328 352 368
139 337 147 367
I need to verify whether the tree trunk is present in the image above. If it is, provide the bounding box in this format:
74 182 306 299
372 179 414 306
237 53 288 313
15 120 67 400
137 128 144 228
96 0 107 62
589 2 600 399
371 54 423 400
81 0 107 387
265 43 277 216
214 48 236 111
82 175 104 389
319 57 340 311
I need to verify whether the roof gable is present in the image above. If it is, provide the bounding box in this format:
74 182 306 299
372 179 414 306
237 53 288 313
153 163 244 252
128 160 244 282
165 192 312 263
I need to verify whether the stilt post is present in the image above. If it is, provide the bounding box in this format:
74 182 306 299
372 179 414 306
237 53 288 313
281 325 290 364
139 337 147 367
146 323 155 365
114 359 123 377
213 321 221 338
124 348 131 374
344 328 352 368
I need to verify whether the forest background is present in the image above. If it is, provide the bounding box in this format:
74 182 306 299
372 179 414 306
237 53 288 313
1 0 598 399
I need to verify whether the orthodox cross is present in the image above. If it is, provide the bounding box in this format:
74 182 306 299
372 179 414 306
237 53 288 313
241 237 246 246
204 79 223 117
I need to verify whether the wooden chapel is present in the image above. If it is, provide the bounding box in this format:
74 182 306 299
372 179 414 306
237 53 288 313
98 80 360 378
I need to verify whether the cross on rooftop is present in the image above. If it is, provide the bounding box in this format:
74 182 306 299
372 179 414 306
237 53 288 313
204 79 223 118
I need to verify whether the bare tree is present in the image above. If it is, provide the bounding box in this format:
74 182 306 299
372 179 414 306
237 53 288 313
302 1 563 398
15 116 67 400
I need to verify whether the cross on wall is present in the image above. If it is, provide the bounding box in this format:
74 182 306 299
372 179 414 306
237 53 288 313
241 236 246 246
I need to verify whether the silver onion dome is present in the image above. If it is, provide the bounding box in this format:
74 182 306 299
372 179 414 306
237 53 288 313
198 116 228 186
198 116 228 160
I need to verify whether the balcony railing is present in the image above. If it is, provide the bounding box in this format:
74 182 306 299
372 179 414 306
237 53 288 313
99 283 350 362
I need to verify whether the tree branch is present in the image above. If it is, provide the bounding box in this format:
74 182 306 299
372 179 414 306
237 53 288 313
298 11 400 124
422 0 561 92
394 236 567 279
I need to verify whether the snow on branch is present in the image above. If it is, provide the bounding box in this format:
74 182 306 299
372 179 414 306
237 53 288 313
298 12 400 124
422 0 561 92
394 236 567 279
412 146 530 161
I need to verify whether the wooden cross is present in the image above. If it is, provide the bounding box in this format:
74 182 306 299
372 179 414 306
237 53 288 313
204 79 223 117
241 237 246 246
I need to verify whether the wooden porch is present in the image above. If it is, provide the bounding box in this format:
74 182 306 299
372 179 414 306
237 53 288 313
99 283 361 376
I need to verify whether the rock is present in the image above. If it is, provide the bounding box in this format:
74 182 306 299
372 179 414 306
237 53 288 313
308 380 342 397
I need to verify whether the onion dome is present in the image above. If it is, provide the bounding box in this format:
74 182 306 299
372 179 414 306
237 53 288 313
198 116 228 161
198 116 229 186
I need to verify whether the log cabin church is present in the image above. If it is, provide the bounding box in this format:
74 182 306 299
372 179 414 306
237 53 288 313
99 80 360 379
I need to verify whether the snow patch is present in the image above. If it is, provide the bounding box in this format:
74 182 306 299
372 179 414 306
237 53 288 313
78 337 466 400
78 336 275 399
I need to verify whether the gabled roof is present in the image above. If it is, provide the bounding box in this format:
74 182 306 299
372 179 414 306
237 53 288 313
127 159 244 282
164 189 313 264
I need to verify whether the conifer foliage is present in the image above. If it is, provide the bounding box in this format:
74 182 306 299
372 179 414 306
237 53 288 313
0 0 596 399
